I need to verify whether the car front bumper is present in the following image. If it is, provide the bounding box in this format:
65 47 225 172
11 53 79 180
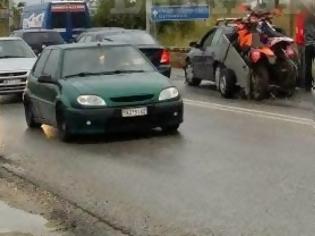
0 72 28 95
64 100 183 134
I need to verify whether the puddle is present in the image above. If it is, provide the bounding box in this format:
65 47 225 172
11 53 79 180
0 200 61 236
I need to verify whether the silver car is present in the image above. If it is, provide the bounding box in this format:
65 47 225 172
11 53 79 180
0 37 37 96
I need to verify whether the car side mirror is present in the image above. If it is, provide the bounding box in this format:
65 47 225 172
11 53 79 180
38 75 53 83
189 41 199 48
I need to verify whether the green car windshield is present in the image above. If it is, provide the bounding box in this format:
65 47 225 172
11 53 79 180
62 46 155 78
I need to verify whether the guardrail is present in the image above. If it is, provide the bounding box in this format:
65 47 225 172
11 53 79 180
167 47 189 53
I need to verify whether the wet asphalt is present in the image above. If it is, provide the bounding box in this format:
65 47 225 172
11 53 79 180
0 69 315 236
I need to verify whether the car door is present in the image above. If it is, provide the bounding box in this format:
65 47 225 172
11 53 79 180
192 29 217 80
204 28 224 81
28 49 51 120
37 49 61 125
199 29 225 81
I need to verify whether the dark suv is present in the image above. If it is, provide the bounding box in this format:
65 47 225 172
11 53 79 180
11 29 65 55
78 29 171 77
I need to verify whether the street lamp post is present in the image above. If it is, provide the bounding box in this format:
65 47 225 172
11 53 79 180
146 0 152 33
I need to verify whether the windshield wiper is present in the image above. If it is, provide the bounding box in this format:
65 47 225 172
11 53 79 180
0 55 26 58
64 70 147 78
101 70 147 75
64 72 102 79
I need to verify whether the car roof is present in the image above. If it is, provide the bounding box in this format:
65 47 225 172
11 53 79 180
0 37 23 41
47 42 132 50
83 29 149 36
84 27 125 33
13 29 60 33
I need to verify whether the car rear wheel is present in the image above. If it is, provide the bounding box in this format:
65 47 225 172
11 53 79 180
24 102 41 128
56 106 72 142
219 68 236 98
162 124 180 133
185 61 201 86
252 65 269 100
214 65 222 90
277 59 297 97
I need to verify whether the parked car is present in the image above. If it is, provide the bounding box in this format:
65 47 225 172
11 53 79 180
11 29 65 55
185 25 237 92
23 43 183 141
77 29 171 77
0 37 37 96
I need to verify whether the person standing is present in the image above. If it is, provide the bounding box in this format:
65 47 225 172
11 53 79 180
303 1 315 91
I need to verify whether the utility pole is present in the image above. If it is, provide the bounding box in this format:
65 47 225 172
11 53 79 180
8 0 12 35
146 0 152 33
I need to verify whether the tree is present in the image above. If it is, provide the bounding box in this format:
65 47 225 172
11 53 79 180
222 0 238 14
0 0 9 9
17 2 25 8
93 0 146 28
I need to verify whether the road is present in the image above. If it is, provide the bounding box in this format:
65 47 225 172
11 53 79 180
0 69 314 236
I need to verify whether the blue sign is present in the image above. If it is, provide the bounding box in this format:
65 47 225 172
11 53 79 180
151 5 209 22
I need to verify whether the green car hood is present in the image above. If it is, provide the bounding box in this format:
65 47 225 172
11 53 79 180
61 72 173 107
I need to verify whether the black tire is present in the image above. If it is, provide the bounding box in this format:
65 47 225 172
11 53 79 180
24 101 41 128
162 124 180 133
56 106 72 142
277 60 297 97
214 64 222 90
219 68 236 98
185 60 201 86
251 64 269 101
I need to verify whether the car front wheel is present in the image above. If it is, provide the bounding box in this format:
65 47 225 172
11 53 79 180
185 61 201 86
56 106 72 142
24 102 41 128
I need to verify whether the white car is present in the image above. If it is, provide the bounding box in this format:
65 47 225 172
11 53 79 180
0 37 36 96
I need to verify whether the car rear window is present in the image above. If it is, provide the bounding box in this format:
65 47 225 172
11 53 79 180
23 32 64 46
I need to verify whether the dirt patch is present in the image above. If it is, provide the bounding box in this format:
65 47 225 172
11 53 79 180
0 165 125 236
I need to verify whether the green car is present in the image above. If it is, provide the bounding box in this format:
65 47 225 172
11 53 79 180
23 43 183 141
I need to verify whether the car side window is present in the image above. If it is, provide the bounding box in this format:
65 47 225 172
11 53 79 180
42 50 61 80
211 29 223 47
33 49 51 78
202 30 216 49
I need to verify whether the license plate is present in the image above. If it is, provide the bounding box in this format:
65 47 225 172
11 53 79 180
3 79 21 85
122 107 148 117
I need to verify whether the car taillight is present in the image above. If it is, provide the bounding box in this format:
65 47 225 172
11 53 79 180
285 46 295 59
251 50 261 63
160 49 170 64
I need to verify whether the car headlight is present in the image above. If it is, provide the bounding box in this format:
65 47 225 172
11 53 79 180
159 87 179 101
77 95 106 107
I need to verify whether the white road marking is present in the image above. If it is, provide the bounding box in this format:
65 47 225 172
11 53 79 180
184 99 315 127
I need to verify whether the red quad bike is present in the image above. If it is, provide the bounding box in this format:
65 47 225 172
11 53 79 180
257 13 298 97
235 7 298 100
